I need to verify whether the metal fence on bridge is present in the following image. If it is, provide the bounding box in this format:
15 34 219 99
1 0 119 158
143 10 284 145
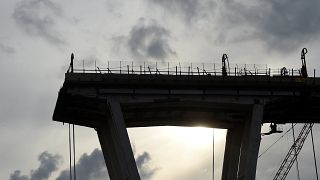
70 60 304 77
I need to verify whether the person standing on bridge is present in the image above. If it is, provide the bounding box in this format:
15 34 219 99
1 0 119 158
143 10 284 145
69 53 74 73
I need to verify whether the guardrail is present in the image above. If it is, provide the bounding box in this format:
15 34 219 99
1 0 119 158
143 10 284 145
68 60 305 77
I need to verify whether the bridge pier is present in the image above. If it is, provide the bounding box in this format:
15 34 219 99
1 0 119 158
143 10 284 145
222 103 263 180
97 100 140 180
221 126 243 180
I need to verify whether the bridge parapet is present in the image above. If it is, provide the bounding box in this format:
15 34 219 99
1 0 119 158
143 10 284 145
70 60 306 77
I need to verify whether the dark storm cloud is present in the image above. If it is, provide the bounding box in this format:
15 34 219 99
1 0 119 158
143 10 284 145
149 0 216 23
30 152 63 180
9 149 157 180
56 148 157 180
112 18 176 60
0 43 15 54
56 148 108 180
9 151 62 180
12 0 65 45
127 18 176 59
220 0 320 51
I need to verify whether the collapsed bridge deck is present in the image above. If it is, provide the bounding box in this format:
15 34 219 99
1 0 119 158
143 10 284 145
53 73 320 128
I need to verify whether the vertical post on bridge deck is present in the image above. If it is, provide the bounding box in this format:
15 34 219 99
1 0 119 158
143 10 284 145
265 65 267 75
314 69 316 85
132 61 134 74
82 60 84 73
191 63 193 75
203 63 205 75
108 61 110 74
96 99 140 180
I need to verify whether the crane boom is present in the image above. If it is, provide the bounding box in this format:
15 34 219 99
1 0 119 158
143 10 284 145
273 123 314 180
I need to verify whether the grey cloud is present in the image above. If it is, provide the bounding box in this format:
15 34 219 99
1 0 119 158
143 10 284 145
56 148 157 180
105 0 122 16
12 0 65 45
136 152 158 179
126 18 176 60
136 152 150 169
149 0 216 23
9 171 29 180
9 149 156 180
56 148 108 180
219 0 320 51
9 151 62 180
30 152 62 180
0 43 15 54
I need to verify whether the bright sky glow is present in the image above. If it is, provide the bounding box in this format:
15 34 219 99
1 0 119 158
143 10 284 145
171 127 226 147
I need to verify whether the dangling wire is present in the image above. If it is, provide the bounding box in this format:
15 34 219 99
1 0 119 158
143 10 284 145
73 124 77 180
68 124 72 180
310 125 319 180
291 123 301 180
212 128 214 180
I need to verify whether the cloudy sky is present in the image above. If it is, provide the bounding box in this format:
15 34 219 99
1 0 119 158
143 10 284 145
1 0 320 179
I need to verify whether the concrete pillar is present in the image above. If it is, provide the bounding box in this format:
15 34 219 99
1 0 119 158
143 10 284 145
221 126 243 180
237 103 263 180
97 100 141 180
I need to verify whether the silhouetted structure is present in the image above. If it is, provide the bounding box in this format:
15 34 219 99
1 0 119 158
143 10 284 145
53 51 320 180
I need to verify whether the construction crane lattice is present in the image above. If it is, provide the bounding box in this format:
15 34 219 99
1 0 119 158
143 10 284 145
273 123 314 180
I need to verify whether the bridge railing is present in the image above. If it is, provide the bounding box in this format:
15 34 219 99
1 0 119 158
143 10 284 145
70 60 303 77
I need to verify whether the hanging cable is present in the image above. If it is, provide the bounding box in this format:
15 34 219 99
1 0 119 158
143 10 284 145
73 124 76 180
311 125 319 180
68 124 72 180
212 128 214 180
259 123 297 158
291 123 301 180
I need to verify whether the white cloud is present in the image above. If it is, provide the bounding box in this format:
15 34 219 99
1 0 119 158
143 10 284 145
12 0 65 45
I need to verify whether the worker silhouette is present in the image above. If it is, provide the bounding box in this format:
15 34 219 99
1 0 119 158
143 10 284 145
69 53 74 73
222 54 229 76
262 123 282 136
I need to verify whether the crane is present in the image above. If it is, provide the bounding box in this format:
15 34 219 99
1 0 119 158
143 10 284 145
273 123 314 180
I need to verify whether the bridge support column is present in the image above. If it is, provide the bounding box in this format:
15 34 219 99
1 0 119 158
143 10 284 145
96 100 140 180
221 126 243 180
237 103 263 180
